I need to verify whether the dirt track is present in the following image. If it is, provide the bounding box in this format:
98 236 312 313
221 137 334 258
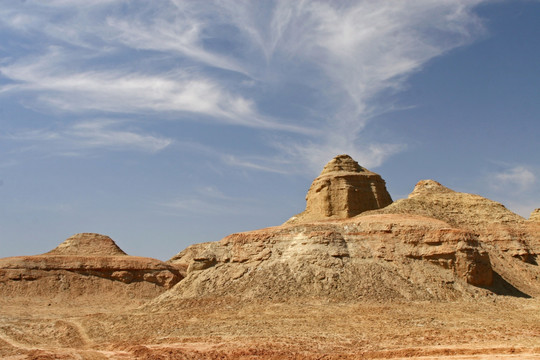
1 296 539 359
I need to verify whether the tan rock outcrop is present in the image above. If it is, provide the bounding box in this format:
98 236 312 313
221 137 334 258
366 179 525 230
530 208 540 222
286 155 392 224
45 232 127 256
364 180 540 297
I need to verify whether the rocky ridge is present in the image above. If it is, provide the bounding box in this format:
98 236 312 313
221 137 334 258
365 179 525 229
364 179 540 297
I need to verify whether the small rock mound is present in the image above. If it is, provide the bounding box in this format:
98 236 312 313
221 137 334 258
286 155 392 224
530 209 540 222
46 233 127 256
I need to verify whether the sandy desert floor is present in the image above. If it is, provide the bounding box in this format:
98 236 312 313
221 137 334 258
1 295 540 359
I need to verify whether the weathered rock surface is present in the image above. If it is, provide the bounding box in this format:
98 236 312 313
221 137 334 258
365 180 540 297
168 241 214 278
158 214 493 307
530 208 540 222
158 169 540 306
365 180 525 229
286 155 392 224
0 233 182 307
45 232 127 256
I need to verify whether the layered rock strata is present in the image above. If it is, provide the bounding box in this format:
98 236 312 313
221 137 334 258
286 155 392 224
157 214 493 306
155 162 540 306
0 233 182 305
365 180 540 297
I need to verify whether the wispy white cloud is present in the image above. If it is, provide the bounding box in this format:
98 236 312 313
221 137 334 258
157 185 252 216
0 1 488 172
254 0 485 172
492 165 536 192
67 120 173 152
221 154 291 174
105 14 246 75
144 0 485 173
6 119 173 153
0 49 312 134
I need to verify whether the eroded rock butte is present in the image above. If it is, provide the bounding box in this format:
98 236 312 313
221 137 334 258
286 154 392 224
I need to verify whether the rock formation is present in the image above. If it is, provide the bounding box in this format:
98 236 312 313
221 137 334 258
45 232 127 256
2 155 540 359
153 160 540 307
365 180 525 230
365 180 540 297
530 208 540 222
158 213 493 306
0 233 182 307
286 155 392 224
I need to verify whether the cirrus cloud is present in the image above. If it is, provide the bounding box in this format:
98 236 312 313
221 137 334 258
0 0 487 173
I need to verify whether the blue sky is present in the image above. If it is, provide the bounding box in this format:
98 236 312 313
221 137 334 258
1 1 539 260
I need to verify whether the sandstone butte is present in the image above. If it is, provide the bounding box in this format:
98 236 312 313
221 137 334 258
285 154 393 224
1 154 540 359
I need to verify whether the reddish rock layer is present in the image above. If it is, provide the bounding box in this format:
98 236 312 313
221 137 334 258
0 233 183 308
0 255 180 288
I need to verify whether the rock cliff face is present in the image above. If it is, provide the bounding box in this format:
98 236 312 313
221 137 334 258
286 155 392 224
0 233 182 306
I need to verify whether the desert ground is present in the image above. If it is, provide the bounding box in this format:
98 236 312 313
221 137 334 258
1 295 540 359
